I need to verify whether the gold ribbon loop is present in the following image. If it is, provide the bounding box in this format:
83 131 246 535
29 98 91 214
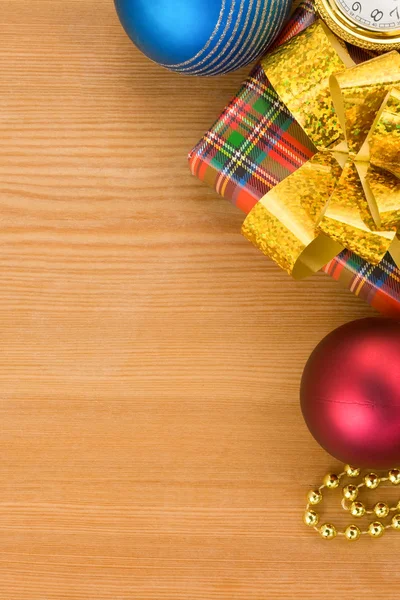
242 153 344 279
330 53 400 154
368 88 400 179
242 21 400 278
260 21 353 150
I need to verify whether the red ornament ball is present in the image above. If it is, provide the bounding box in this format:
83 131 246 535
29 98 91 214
301 318 400 468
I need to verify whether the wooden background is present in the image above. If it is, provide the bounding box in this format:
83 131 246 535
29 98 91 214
1 1 397 598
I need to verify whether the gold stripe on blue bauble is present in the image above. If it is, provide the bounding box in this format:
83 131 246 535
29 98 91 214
203 0 283 76
114 0 293 76
192 0 259 76
172 0 237 74
184 0 248 75
159 0 228 70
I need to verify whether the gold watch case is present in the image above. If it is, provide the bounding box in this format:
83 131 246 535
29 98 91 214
314 0 400 51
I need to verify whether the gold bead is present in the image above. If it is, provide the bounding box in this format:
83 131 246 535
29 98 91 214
304 509 319 527
307 490 322 505
319 523 337 540
323 474 340 489
374 502 390 519
365 473 380 489
343 484 359 501
391 514 400 530
389 469 400 486
350 501 366 518
397 500 400 511
345 525 361 541
344 465 361 478
368 521 385 538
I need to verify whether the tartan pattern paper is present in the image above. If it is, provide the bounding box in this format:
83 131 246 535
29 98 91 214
189 1 400 316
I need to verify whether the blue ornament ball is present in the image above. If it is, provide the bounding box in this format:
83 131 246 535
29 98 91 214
114 0 292 76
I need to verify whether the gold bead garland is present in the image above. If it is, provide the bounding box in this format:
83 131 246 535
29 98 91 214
374 502 390 519
304 466 400 540
343 484 358 501
344 465 361 478
323 473 340 489
307 490 323 505
350 501 366 518
344 525 361 541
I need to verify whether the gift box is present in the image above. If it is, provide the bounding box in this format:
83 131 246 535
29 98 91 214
189 0 400 317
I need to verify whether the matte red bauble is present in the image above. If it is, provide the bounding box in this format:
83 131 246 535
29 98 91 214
301 318 400 469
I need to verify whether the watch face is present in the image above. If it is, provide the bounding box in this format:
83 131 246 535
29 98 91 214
334 0 400 32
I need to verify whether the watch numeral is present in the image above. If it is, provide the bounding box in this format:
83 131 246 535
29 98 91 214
352 2 362 11
371 8 384 20
347 0 399 25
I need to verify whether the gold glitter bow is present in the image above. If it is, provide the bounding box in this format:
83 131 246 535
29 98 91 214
242 21 400 279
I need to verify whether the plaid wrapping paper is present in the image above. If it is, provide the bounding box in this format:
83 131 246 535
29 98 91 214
189 0 400 317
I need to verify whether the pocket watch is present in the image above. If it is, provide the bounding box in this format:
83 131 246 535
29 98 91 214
314 0 400 50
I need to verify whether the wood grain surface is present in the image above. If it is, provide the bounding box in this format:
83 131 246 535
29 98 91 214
0 1 396 599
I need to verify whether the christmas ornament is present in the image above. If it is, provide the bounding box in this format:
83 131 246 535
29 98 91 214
301 318 400 468
315 0 400 51
301 318 400 540
303 466 400 540
113 0 292 75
